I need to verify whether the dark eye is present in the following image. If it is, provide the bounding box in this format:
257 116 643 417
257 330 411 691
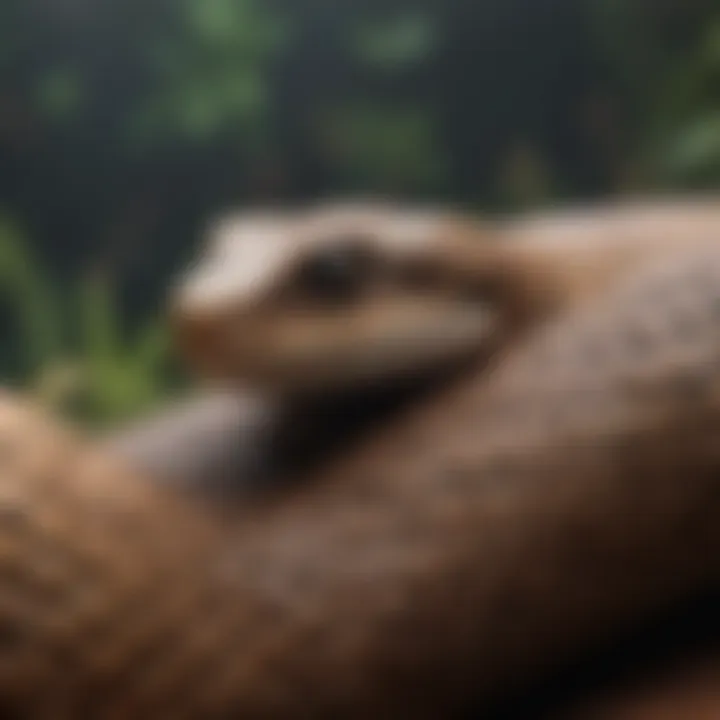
295 239 377 302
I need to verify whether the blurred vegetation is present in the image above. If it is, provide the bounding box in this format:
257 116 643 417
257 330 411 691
0 0 718 426
0 215 175 425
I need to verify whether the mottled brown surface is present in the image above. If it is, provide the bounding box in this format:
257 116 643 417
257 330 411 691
3 245 720 716
110 394 720 720
103 397 720 720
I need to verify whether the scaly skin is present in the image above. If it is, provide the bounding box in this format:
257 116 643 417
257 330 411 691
172 197 720 396
4 244 720 716
413 195 720 327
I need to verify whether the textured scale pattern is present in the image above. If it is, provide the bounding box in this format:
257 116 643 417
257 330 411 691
3 247 720 716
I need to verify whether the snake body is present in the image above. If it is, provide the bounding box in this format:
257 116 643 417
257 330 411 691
3 232 720 716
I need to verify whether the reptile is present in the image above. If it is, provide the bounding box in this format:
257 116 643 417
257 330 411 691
113 197 720 490
1 198 720 717
162 197 720 488
171 196 720 394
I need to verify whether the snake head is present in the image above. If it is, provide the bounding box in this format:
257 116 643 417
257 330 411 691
169 201 505 397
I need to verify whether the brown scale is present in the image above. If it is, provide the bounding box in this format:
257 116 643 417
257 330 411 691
3 237 720 716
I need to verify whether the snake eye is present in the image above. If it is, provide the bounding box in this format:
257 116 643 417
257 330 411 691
295 238 378 303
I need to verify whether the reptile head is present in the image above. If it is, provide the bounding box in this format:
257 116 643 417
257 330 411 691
170 201 503 396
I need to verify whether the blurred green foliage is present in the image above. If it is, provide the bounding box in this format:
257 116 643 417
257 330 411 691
0 0 718 426
130 0 286 147
591 0 720 187
0 215 175 426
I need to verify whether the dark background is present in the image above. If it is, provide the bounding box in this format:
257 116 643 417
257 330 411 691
1 0 718 423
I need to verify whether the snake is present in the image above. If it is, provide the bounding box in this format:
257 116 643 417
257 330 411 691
0 197 719 717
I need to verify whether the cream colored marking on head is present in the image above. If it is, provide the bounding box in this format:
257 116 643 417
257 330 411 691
173 202 456 315
174 213 298 314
